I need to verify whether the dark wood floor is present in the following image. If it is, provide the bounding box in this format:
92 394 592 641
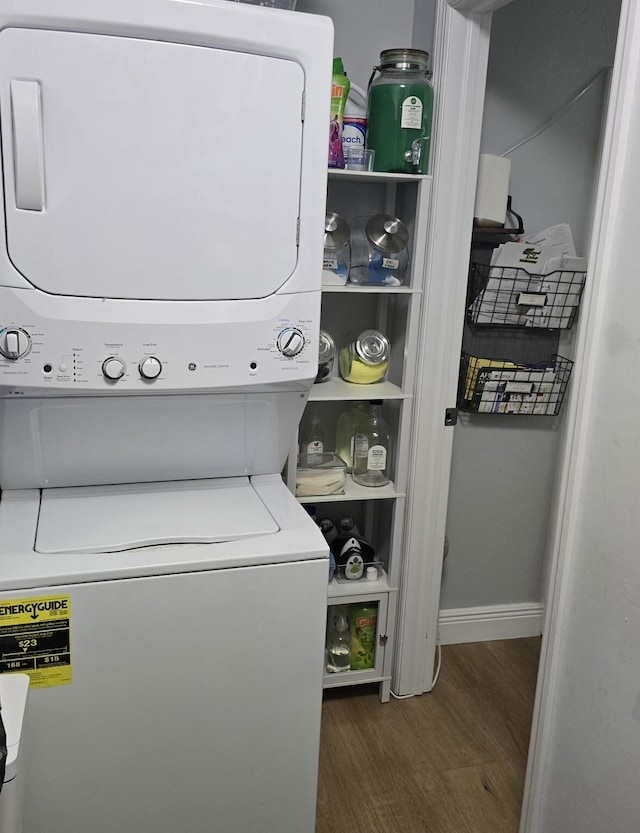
316 637 541 833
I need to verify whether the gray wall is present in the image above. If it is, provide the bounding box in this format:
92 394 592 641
295 0 433 92
440 0 620 610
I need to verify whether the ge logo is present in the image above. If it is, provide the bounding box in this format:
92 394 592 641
188 363 196 371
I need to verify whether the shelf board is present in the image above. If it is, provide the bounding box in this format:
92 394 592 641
323 669 392 689
297 474 404 504
309 378 410 401
328 572 394 599
321 284 420 295
328 169 431 184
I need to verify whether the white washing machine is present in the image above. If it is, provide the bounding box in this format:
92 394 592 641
0 478 328 833
0 2 334 832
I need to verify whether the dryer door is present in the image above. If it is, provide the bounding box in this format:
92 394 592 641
0 28 304 301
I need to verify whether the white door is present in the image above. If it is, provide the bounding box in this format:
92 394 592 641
0 28 304 300
521 1 640 830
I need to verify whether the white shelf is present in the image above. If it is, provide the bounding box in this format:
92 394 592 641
302 168 431 701
323 668 392 689
321 285 420 295
297 475 404 504
309 378 410 401
328 169 432 184
328 572 395 599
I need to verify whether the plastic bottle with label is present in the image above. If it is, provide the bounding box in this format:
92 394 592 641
342 82 368 164
328 57 350 169
349 603 378 670
352 401 391 487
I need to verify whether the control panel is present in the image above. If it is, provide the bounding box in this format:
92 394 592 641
0 289 320 396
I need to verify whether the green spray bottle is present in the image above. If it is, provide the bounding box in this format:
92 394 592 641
328 57 350 169
349 603 378 670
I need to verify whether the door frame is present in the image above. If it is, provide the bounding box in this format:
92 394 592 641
398 0 636 826
519 0 638 829
394 0 492 695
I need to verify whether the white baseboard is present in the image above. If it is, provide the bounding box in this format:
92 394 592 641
438 602 544 645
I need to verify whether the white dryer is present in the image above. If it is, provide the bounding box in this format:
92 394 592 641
0 2 334 832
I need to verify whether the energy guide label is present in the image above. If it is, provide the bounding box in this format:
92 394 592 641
0 595 71 688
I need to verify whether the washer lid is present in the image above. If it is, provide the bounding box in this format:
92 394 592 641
35 479 279 555
0 674 29 783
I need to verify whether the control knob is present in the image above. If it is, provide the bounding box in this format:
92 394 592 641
102 357 126 381
0 328 31 360
139 356 162 380
277 328 305 357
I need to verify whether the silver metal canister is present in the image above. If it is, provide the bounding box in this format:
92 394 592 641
349 214 409 286
315 330 336 383
339 329 390 384
322 212 351 286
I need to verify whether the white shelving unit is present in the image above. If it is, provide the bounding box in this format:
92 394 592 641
287 168 431 703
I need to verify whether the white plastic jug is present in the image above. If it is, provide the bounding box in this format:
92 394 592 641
343 82 368 151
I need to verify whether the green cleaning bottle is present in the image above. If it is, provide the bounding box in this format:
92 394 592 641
349 603 378 670
328 57 350 169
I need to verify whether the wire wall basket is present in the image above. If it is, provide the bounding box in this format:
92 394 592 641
466 262 586 329
458 353 574 416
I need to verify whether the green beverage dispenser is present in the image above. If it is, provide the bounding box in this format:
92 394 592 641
366 49 433 174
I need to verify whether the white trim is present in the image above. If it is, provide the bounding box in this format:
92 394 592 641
520 1 640 831
438 603 543 645
392 0 492 696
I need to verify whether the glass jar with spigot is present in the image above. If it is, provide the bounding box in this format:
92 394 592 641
366 48 433 174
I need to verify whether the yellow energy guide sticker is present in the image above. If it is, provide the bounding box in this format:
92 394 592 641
0 595 71 688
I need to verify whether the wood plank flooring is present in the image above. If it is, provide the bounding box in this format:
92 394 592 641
316 637 541 833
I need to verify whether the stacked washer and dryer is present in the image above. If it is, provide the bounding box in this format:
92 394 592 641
0 2 333 832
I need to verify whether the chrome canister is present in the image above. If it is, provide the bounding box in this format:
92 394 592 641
366 214 409 253
315 330 336 383
348 214 409 286
322 212 351 286
339 329 390 384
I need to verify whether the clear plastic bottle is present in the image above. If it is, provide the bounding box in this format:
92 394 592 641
299 415 325 466
352 401 391 487
336 402 369 471
326 608 351 673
